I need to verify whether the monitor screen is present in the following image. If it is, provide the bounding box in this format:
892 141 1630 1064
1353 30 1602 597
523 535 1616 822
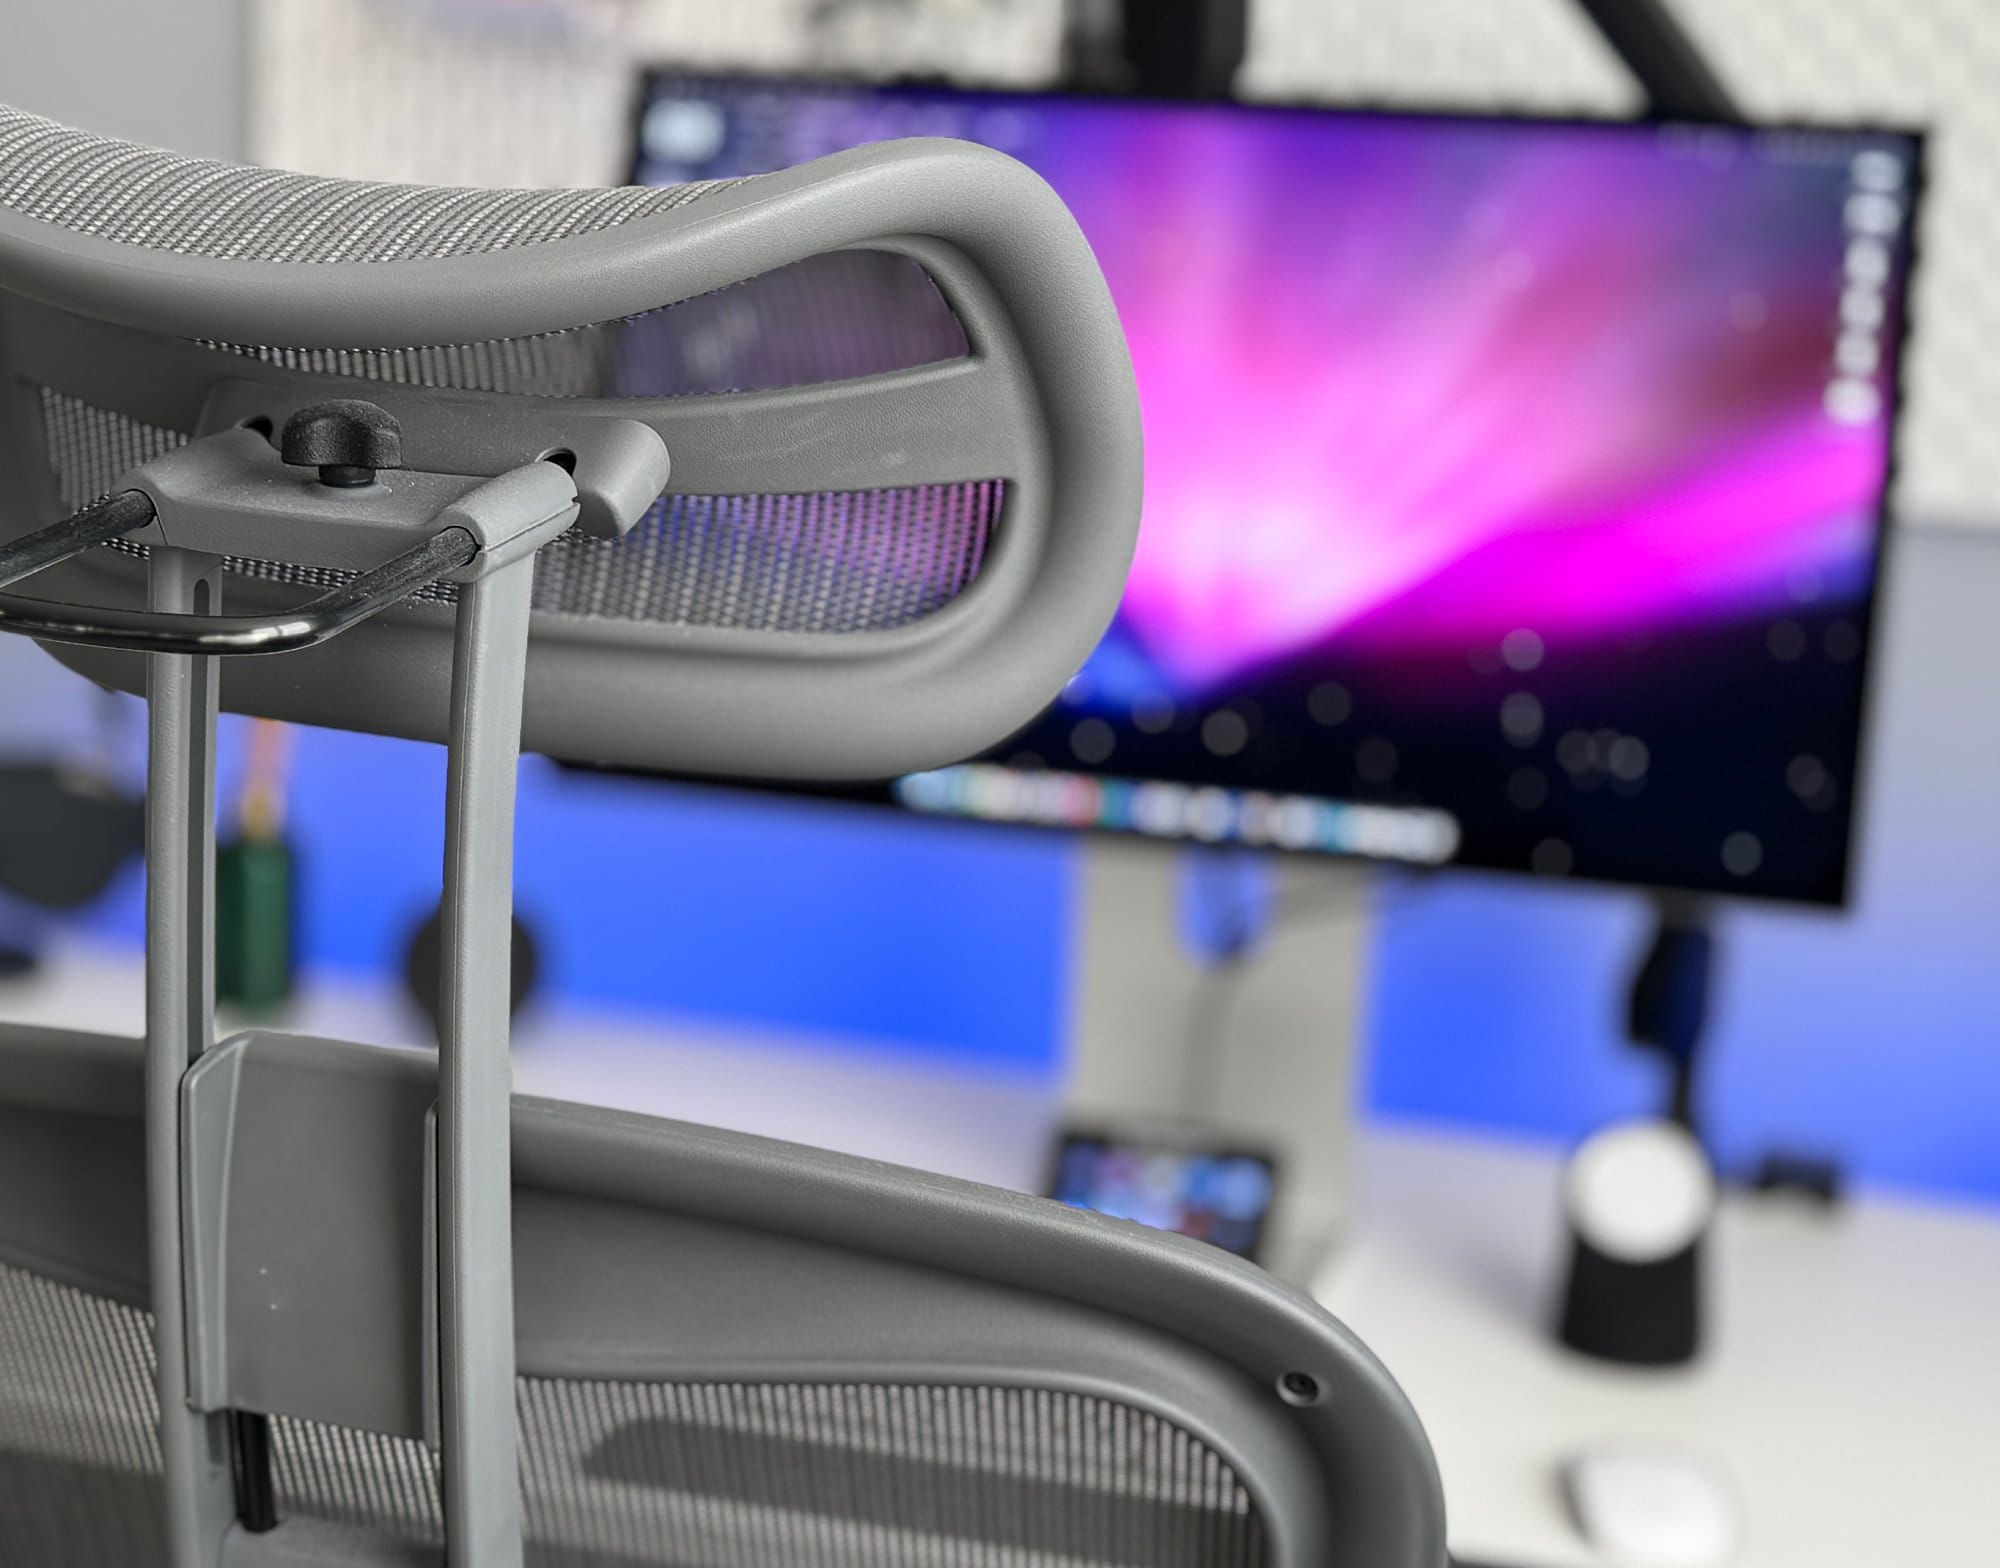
632 75 1920 904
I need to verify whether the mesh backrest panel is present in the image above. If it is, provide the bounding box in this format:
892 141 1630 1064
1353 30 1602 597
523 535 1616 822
0 1267 1266 1568
0 1263 445 1566
518 1379 1266 1568
216 249 969 398
37 388 186 512
537 484 1001 634
270 1415 444 1548
37 392 1002 634
216 330 624 400
0 106 737 263
0 1264 165 1567
272 1379 1267 1567
610 250 970 397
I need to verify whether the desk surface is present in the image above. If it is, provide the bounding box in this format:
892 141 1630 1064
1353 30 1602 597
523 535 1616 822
1319 1131 2000 1568
3 947 1995 1568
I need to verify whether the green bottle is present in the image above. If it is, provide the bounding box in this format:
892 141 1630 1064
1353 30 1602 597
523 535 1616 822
215 721 296 1012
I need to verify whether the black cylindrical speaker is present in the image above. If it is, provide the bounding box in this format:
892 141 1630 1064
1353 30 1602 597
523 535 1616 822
1557 1119 1715 1366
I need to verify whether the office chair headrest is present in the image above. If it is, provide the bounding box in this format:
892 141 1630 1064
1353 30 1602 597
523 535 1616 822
0 105 1141 779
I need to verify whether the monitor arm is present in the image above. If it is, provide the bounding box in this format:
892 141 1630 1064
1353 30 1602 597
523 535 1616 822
1071 0 1744 122
1572 0 1743 121
1626 892 1715 1131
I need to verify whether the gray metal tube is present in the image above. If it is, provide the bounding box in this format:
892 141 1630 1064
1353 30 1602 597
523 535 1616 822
436 554 535 1566
145 545 239 1566
0 523 479 654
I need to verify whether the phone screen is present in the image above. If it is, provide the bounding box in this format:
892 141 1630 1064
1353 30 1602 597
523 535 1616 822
1047 1130 1279 1261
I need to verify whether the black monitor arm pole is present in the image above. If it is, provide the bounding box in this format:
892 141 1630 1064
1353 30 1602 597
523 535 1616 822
1063 0 1248 96
1067 0 1743 117
1626 892 1713 1130
1573 0 1740 1140
1572 0 1743 122
1559 4 1761 1365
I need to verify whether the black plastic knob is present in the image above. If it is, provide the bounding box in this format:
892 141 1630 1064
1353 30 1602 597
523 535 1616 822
280 400 403 488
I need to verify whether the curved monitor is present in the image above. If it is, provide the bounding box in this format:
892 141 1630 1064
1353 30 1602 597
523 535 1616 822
632 74 1920 905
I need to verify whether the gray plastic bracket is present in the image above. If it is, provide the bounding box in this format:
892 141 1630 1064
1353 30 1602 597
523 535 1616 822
199 379 671 540
179 1032 438 1437
121 428 589 576
432 464 583 578
179 1035 243 1414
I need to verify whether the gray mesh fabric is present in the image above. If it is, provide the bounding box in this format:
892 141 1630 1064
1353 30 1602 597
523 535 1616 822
608 250 970 397
39 391 1001 634
517 1378 1266 1568
210 250 970 399
270 1416 444 1549
0 106 739 263
36 388 186 513
277 1378 1270 1568
0 1263 165 1567
535 483 1002 634
0 1263 450 1565
0 1266 1267 1568
214 332 624 401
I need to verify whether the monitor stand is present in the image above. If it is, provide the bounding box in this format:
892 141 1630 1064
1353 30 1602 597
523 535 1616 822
1059 837 1375 1285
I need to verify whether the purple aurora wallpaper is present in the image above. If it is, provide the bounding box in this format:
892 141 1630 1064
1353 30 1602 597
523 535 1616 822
637 83 1917 901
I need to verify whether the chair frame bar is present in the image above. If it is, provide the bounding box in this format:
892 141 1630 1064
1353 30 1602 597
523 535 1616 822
0 454 574 1568
432 554 536 1566
145 543 241 1565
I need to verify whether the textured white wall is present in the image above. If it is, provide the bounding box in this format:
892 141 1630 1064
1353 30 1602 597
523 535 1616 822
0 0 247 159
250 0 1065 188
4 0 1964 526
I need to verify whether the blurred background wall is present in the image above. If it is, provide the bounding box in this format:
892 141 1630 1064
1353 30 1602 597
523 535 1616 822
0 0 247 158
0 0 1992 1203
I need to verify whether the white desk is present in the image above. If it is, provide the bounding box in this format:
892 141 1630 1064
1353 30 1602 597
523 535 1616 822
1318 1130 2000 1568
4 946 1995 1567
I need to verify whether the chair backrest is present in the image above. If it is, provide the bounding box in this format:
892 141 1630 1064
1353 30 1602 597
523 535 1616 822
0 107 1445 1568
0 1025 1447 1568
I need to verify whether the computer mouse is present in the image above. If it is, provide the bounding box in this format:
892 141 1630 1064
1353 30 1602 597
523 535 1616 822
1561 1443 1742 1567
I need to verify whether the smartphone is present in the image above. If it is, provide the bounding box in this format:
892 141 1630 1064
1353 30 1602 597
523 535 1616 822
1046 1126 1280 1262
